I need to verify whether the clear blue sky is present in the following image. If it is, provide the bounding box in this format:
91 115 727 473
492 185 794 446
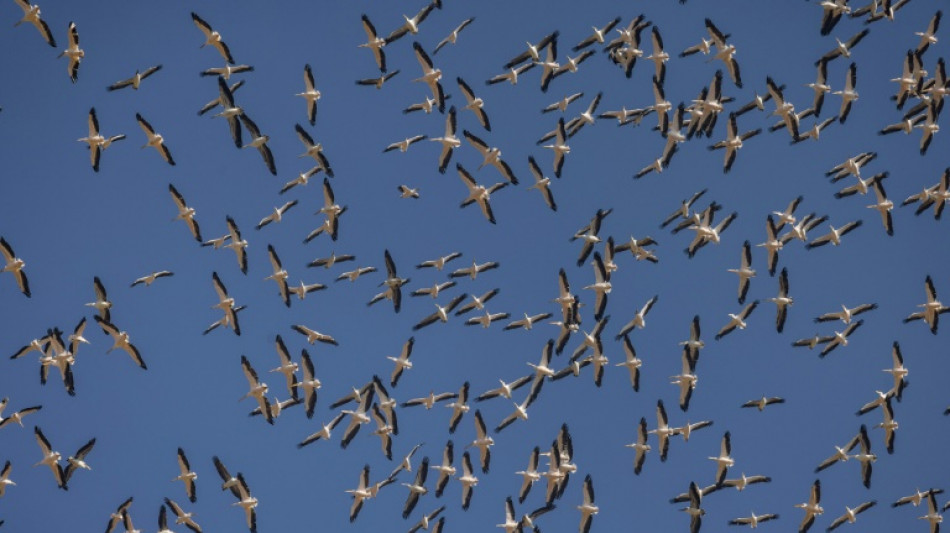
0 1 948 532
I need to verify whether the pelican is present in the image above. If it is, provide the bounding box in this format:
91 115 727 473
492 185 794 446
164 497 202 533
384 134 428 153
806 220 862 249
818 29 869 65
883 341 909 399
917 101 941 155
58 21 83 82
398 185 420 199
104 497 134 533
895 488 945 508
387 336 414 386
85 276 111 322
191 12 233 63
683 481 706 533
0 237 30 297
200 64 253 80
648 400 676 462
340 383 375 449
808 60 832 115
130 270 174 288
214 76 243 148
240 355 272 425
661 189 708 229
0 461 13 497
553 49 595 82
475 375 532 402
404 95 446 115
94 317 146 369
401 456 430 519
78 107 126 172
297 412 344 448
708 432 735 485
455 77 491 132
816 320 864 357
766 77 800 139
431 441 456 497
294 63 321 126
402 390 457 410
542 118 570 178
417 252 461 271
0 401 42 429
504 311 553 331
827 501 877 531
577 475 599 533
168 184 202 242
904 275 950 334
211 456 241 499
294 124 333 177
263 245 291 307
386 3 435 43
230 473 257 533
916 10 942 53
211 271 241 335
499 497 520 533
466 311 510 329
410 42 444 111
468 410 494 473
173 448 197 503
486 63 535 86
239 114 276 175
646 26 670 82
445 382 471 434
107 65 162 91
716 301 759 341
345 465 373 522
572 208 609 267
795 480 823 533
827 151 876 180
543 92 583 114
13 0 55 47
918 491 943 533
705 18 742 87
834 62 859 123
728 241 756 304
815 303 877 324
729 512 779 528
369 404 394 460
455 288 501 316
359 14 388 71
849 425 877 488
463 131 518 184
430 106 460 174
434 17 474 54
458 452 479 510
256 200 297 231
33 426 65 490
709 113 760 173
290 324 337 346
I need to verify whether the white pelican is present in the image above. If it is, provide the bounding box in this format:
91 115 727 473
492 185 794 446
386 3 435 43
918 491 943 533
728 241 755 304
767 268 793 333
401 456 430 519
297 413 344 448
432 441 456 497
455 164 507 224
384 134 428 153
573 16 621 50
402 390 457 410
130 270 174 288
625 417 652 475
164 497 202 533
904 275 950 334
729 512 779 528
78 107 126 172
445 382 471 434
827 501 877 531
879 114 925 135
583 252 611 320
358 14 388 71
168 184 202 242
817 320 864 357
430 106 460 174
14 0 55 47
805 220 862 249
383 337 414 387
308 251 355 270
808 60 832 115
475 375 532 402
661 189 708 229
815 303 877 324
0 237 30 297
765 77 800 139
404 95 446 115
340 382 375 449
214 76 243 148
279 165 322 194
239 114 276 175
515 447 541 503
917 102 941 155
499 497 519 533
398 185 420 198
0 401 42 429
795 479 823 533
826 151 876 180
255 200 297 231
451 452 477 510
294 124 333 176
409 506 445 533
468 410 494 473
819 28 870 65
455 288 501 316
883 341 908 399
240 355 272 425
894 488 945 508
191 12 234 63
916 10 942 53
173 448 197 503
648 400 676 462
94 317 146 369
263 245 291 307
572 208 608 267
85 276 111 322
297 63 321 125
411 42 444 111
231 473 257 532
211 271 241 335
504 311 553 331
357 69 401 89
104 497 134 533
542 118 570 178
198 79 244 116
709 113 760 173
107 65 162 91
486 63 535 85
505 30 559 68
0 461 13 497
211 456 241 499
646 26 670 82
705 18 742 87
877 397 898 454
463 130 518 184
553 49 594 82
416 252 461 271
577 475 599 533
434 17 474 54
849 425 877 488
268 335 298 399
683 481 706 533
543 92 583 114
200 64 253 80
709 432 735 485
466 311 510 329
834 62 859 123
33 426 65 490
370 404 394 460
564 91 601 138
687 210 738 258
345 465 372 522
290 324 337 347
58 21 83 82
716 300 759 341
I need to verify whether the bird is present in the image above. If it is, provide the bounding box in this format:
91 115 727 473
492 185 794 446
77 107 126 172
457 77 491 131
458 452 479 510
648 400 677 462
680 315 705 364
542 117 571 178
468 410 494 473
708 113 761 173
806 220 863 249
358 13 389 71
239 114 276 175
297 63 321 126
0 237 31 298
230 473 258 533
428 106 460 174
256 200 298 231
834 62 859 123
709 431 735 486
401 456 430 519
214 76 243 148
683 481 706 533
917 101 941 156
386 3 435 43
882 341 909 400
574 16 621 50
58 21 83 82
795 479 824 533
107 65 162 91
434 17 475 54
814 303 878 324
130 270 174 288
209 271 242 337
0 460 13 497
827 501 877 531
0 401 42 430
475 375 532 403
544 92 584 114
86 276 112 323
168 184 203 242
387 337 415 387
728 241 756 304
919 490 944 533
240 355 272 425
33 426 66 490
164 497 202 533
356 70 400 89
94 317 146 369
768 268 793 333
293 124 334 177
729 512 779 529
818 28 870 65
263 245 292 307
463 131 518 184
705 18 743 87
200 64 254 80
454 288 501 316
486 63 536 85
297 412 345 449
398 185 420 199
505 311 553 331
173 448 198 503
455 165 507 225
191 12 234 63
61 437 95 487
742 396 785 411
13 0 55 47
818 320 864 357
577 474 599 533
384 134 429 154
290 324 338 346
431 441 456 498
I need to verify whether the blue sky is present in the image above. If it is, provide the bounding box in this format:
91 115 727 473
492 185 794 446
1 1 948 532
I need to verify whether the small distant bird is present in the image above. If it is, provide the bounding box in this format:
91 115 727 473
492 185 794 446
356 70 400 89
169 184 202 242
359 14 388 72
192 12 234 63
0 237 31 298
291 324 338 346
398 185 420 199
728 512 779 529
78 107 126 172
386 3 436 44
434 17 475 54
240 115 277 175
200 64 253 81
94 316 147 370
256 200 298 230
297 64 321 125
173 448 197 503
826 500 877 531
214 77 244 148
164 496 203 533
384 134 428 153
741 396 785 411
107 65 162 91
131 271 174 288
33 426 66 490
457 77 491 131
795 479 823 533
134 113 175 165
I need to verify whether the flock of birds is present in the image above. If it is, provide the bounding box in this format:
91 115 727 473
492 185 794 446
1 0 950 532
